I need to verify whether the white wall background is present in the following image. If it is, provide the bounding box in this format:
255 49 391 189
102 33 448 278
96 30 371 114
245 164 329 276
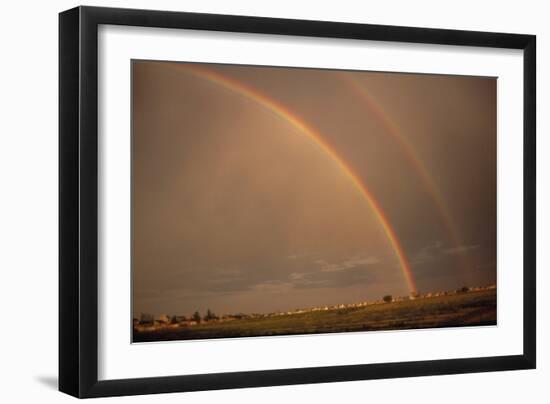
0 0 546 402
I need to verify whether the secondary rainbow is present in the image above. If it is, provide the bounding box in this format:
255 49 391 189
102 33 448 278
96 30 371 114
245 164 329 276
339 72 467 274
155 62 418 294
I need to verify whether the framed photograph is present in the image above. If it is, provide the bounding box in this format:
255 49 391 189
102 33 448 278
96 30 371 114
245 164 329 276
59 6 536 398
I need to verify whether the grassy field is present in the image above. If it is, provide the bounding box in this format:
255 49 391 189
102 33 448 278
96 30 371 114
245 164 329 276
133 289 496 343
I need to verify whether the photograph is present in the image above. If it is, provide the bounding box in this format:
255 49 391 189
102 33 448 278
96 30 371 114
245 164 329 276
131 60 497 343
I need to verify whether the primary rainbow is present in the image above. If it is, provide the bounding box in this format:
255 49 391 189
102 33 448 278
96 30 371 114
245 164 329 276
155 62 418 294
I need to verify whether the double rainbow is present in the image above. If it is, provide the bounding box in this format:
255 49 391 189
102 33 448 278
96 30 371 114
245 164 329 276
154 62 418 294
340 73 466 273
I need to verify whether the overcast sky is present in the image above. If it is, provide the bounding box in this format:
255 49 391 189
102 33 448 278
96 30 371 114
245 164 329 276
132 60 496 318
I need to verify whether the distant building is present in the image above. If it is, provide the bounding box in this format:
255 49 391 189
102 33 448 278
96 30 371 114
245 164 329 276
148 314 170 327
174 315 187 323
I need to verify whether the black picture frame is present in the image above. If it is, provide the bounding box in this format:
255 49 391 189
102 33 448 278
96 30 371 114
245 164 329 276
59 5 536 398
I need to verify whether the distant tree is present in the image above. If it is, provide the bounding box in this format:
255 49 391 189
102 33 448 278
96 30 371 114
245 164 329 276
460 286 470 293
383 295 393 303
205 308 217 321
140 313 154 324
192 311 201 323
170 315 178 324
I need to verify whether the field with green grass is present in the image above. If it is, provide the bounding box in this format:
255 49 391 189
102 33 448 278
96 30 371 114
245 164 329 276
133 289 496 342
